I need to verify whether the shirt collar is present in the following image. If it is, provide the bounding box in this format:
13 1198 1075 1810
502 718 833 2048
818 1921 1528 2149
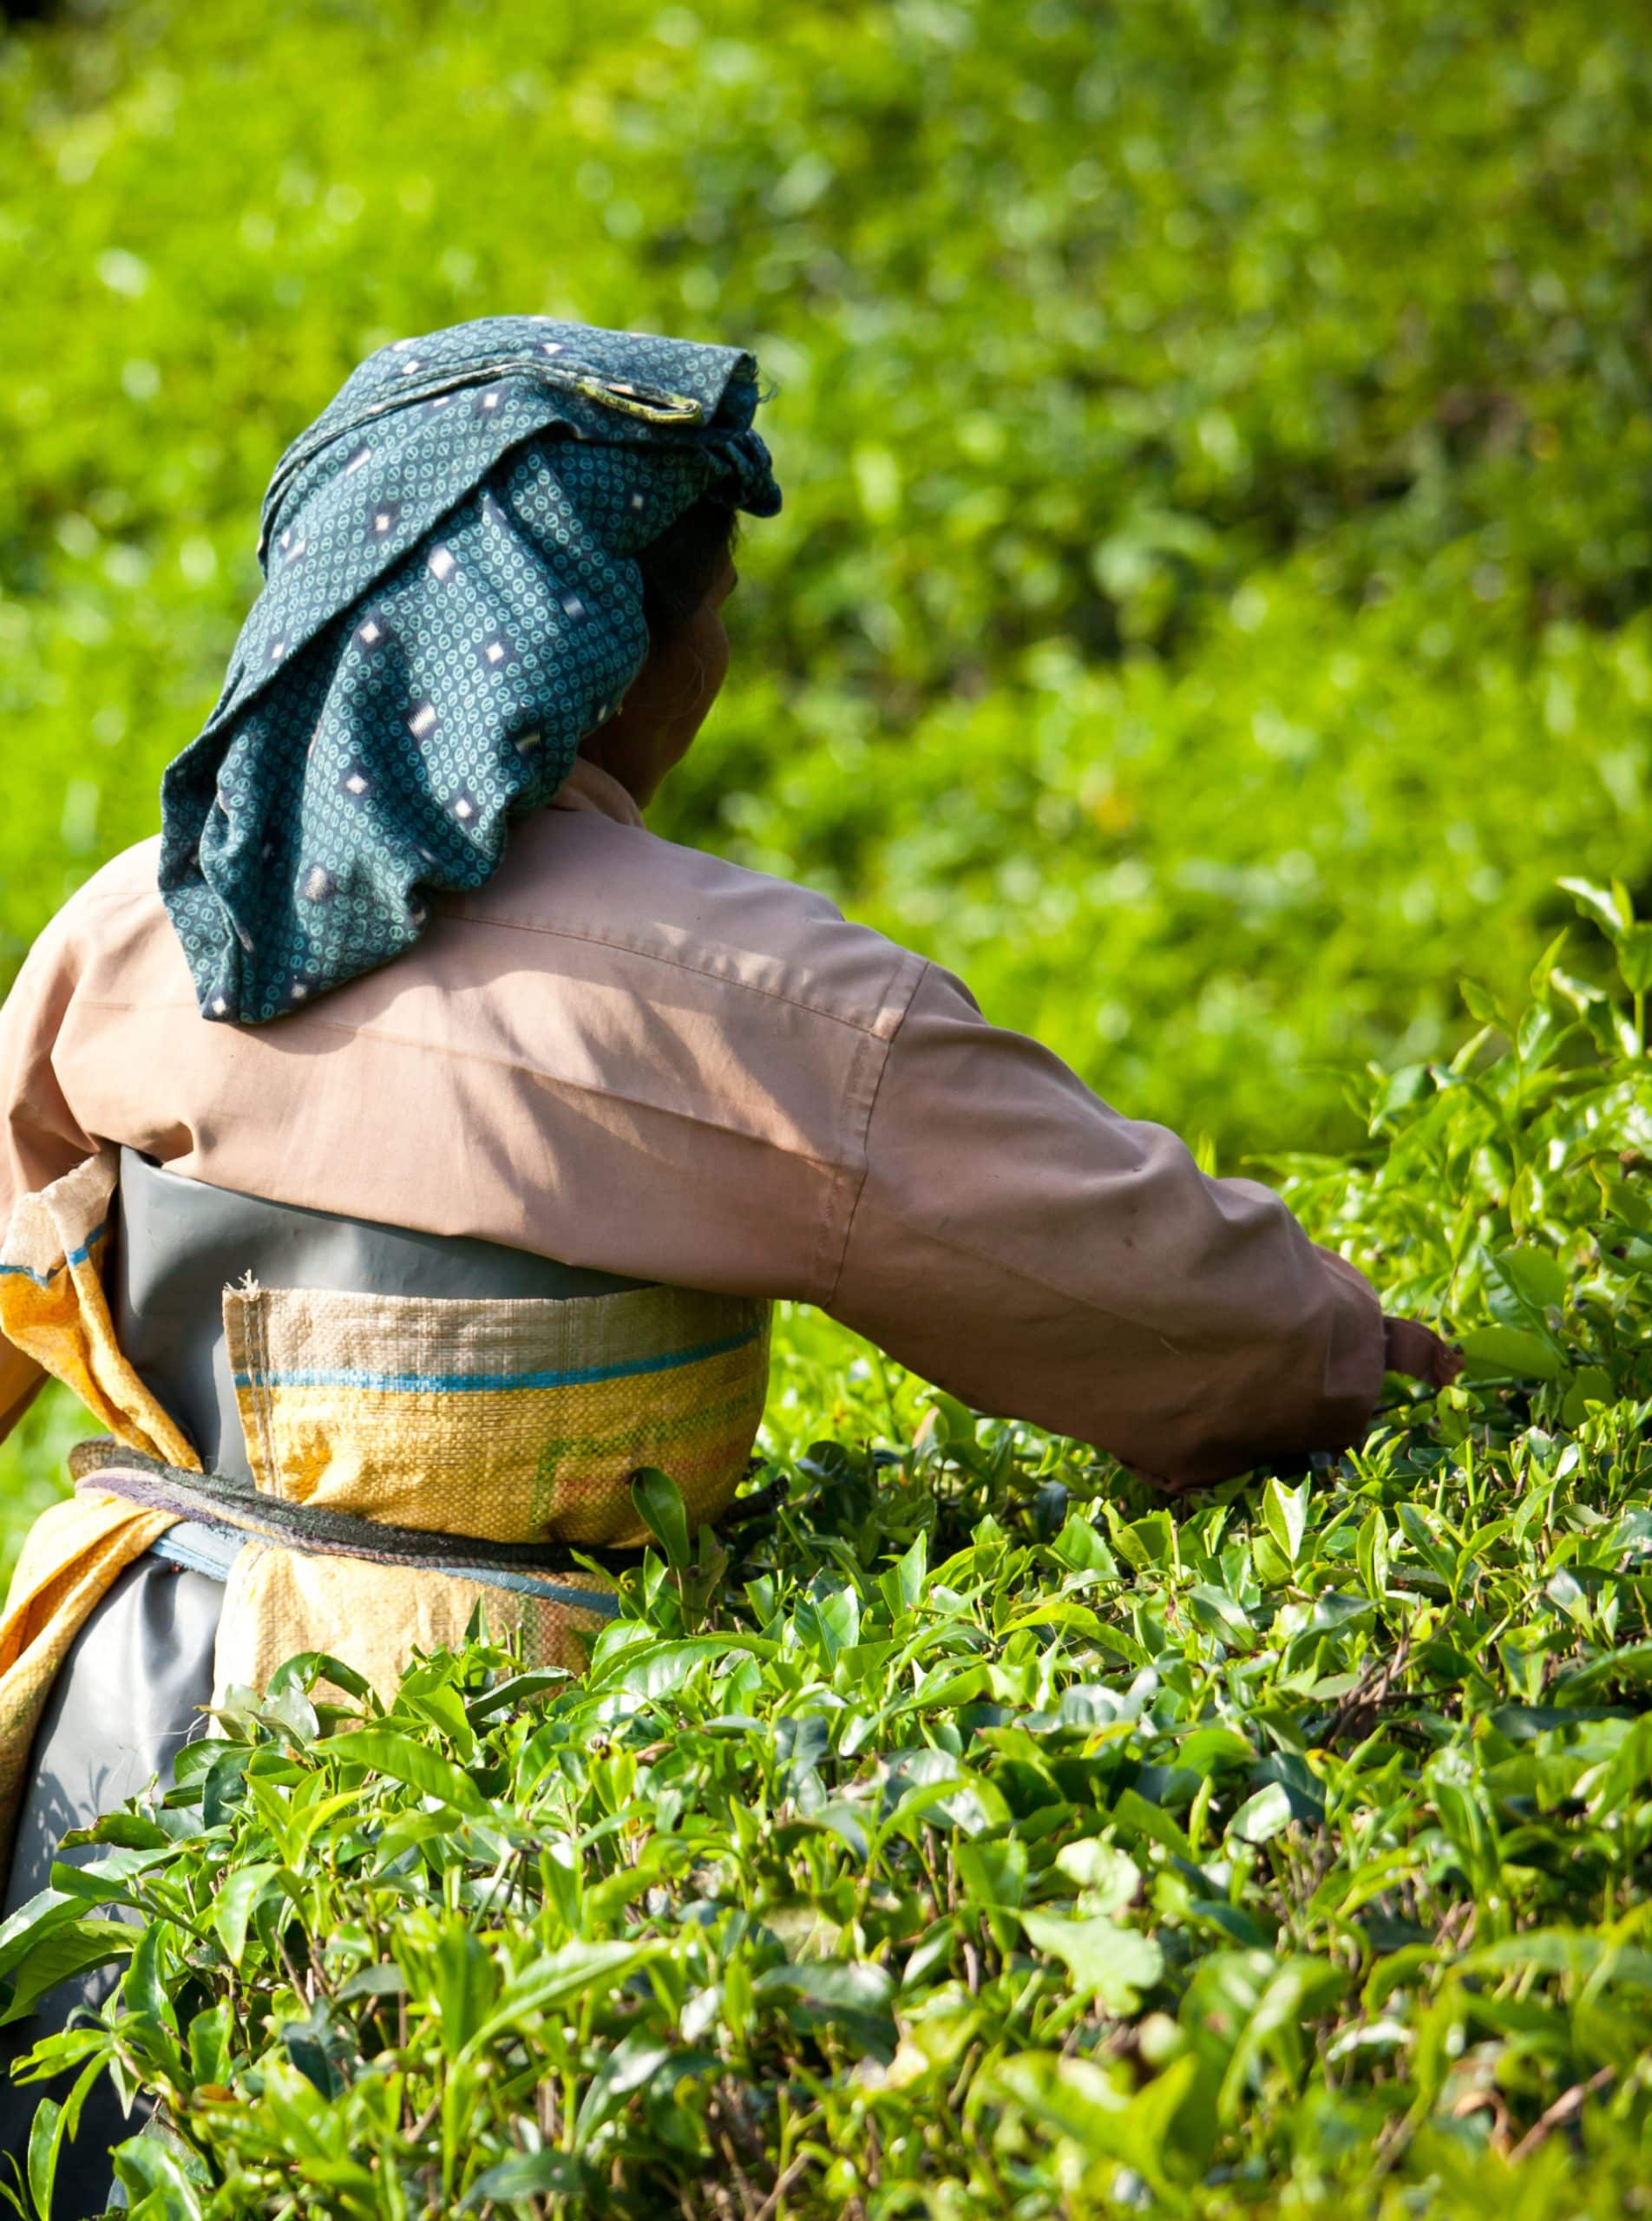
550 756 646 829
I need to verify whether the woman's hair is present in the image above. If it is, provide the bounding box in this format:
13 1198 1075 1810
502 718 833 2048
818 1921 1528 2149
635 495 739 641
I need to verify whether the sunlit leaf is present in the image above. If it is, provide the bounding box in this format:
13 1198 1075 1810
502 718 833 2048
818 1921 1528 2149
1019 1910 1163 2012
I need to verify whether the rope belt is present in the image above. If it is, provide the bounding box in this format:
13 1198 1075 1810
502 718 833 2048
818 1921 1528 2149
69 1439 786 1615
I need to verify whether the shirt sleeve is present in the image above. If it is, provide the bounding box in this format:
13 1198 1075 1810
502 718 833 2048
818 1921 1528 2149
0 922 98 1447
825 960 1386 1488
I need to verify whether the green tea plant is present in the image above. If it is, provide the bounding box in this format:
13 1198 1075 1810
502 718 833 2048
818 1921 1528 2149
3 887 1650 2219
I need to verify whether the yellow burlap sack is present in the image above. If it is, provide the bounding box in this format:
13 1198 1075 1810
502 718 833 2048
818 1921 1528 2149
0 1152 771 1851
224 1280 770 1545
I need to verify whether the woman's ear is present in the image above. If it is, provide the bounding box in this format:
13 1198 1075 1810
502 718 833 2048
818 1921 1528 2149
577 588 731 808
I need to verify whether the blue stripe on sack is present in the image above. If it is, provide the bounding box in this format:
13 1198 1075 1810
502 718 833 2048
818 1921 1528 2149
0 1219 110 1288
229 1319 764 1397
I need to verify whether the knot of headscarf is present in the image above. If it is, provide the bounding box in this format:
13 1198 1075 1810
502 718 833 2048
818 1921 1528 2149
159 317 781 1024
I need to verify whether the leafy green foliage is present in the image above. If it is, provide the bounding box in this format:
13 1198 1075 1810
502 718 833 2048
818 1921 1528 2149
3 928 1651 2217
0 1387 95 1590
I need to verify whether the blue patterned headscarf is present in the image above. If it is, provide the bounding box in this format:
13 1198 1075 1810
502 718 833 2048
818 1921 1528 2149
160 317 781 1024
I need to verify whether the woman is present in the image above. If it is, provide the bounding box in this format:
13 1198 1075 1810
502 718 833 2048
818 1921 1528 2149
0 317 1457 2190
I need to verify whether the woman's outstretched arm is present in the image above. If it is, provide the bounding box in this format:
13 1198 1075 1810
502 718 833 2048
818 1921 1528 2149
826 959 1446 1490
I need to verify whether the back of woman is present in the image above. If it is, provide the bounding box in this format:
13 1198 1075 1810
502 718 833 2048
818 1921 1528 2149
0 317 1455 2200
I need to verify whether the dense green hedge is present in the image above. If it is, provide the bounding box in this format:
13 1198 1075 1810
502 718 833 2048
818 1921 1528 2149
3 0 1650 1144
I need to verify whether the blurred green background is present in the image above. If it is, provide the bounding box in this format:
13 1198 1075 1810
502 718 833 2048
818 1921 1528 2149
1 0 1647 1148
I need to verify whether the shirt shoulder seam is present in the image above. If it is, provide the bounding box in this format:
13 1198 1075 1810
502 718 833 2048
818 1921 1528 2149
436 907 912 1038
818 952 933 1311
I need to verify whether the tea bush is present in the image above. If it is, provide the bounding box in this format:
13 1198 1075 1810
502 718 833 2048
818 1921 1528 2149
4 892 1651 2217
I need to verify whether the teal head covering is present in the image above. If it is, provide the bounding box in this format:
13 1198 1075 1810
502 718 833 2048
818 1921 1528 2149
160 317 780 1024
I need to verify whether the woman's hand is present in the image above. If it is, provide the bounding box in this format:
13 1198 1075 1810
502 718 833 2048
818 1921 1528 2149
1382 1315 1464 1389
1130 1315 1465 1496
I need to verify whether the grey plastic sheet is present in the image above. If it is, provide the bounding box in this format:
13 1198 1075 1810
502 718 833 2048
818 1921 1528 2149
0 1556 221 2212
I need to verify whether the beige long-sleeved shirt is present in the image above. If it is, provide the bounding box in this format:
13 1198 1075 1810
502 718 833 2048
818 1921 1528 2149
0 760 1384 1483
